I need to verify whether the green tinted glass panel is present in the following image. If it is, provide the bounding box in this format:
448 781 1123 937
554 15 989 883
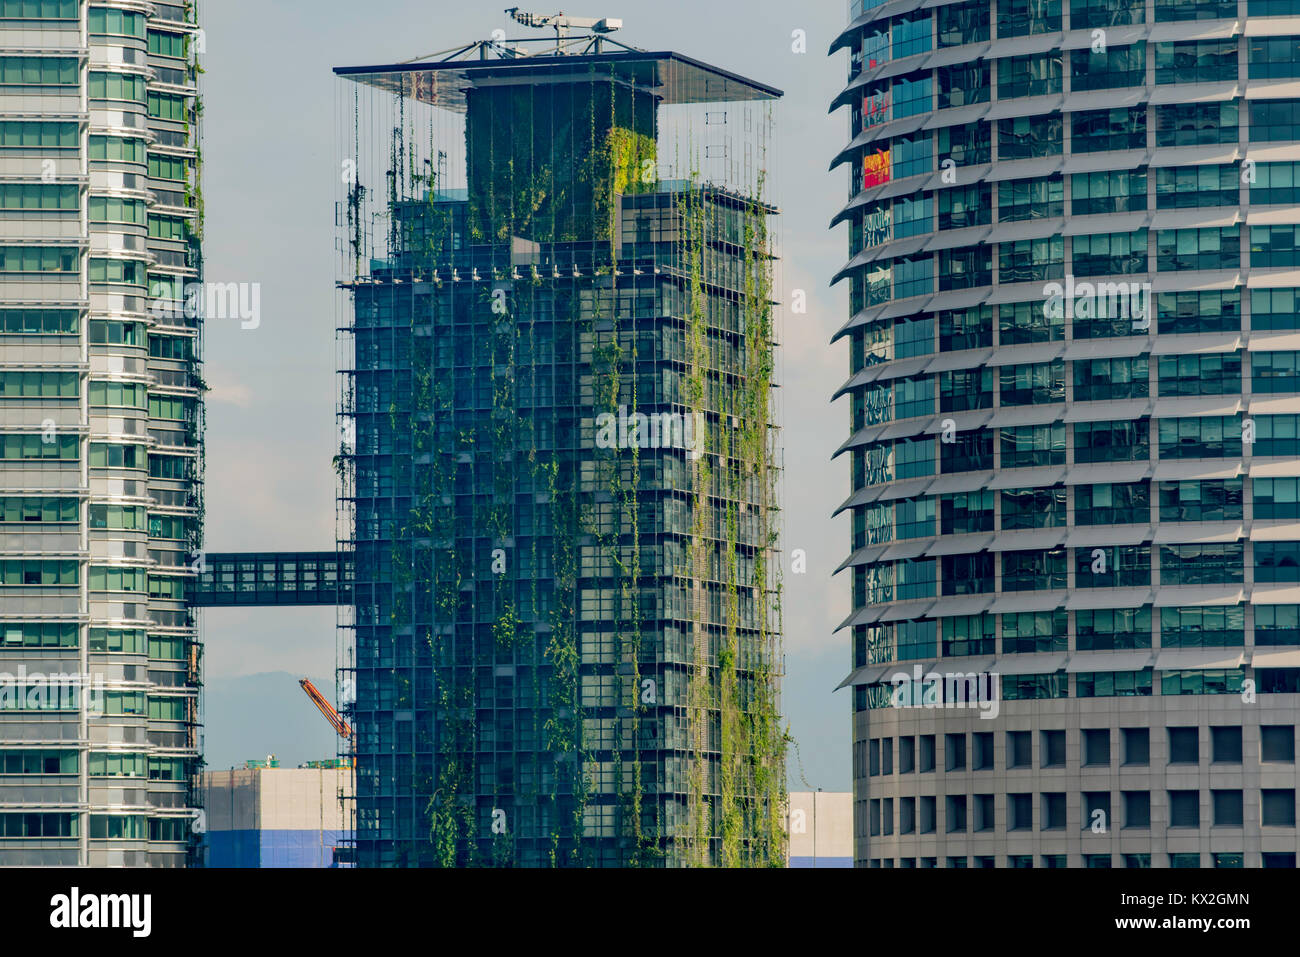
0 372 77 397
148 31 186 58
88 71 146 102
0 56 76 85
0 0 79 18
0 247 77 272
0 434 78 459
0 622 77 647
0 184 77 209
88 197 145 224
88 7 144 37
0 121 77 148
0 560 78 585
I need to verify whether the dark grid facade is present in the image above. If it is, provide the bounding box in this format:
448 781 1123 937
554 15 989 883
336 49 786 867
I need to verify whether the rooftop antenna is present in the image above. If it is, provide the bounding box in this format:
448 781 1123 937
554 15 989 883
504 7 624 54
401 9 631 64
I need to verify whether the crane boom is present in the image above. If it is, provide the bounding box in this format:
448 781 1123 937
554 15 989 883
299 678 354 740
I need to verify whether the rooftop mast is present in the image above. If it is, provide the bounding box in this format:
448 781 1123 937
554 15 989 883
503 7 624 54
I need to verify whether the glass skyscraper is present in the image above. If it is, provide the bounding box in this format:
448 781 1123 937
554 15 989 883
335 38 786 867
0 0 204 866
835 0 1300 868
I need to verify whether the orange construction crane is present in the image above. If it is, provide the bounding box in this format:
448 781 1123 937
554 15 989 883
299 677 354 741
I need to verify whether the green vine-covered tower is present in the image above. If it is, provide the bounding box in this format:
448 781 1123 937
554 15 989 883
334 35 785 867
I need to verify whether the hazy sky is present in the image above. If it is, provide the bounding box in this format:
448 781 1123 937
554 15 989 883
199 0 853 789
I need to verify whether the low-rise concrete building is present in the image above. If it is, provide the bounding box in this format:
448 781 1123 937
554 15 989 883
202 762 352 867
788 792 853 868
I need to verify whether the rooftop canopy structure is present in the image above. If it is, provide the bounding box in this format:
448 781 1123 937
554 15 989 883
334 50 782 114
